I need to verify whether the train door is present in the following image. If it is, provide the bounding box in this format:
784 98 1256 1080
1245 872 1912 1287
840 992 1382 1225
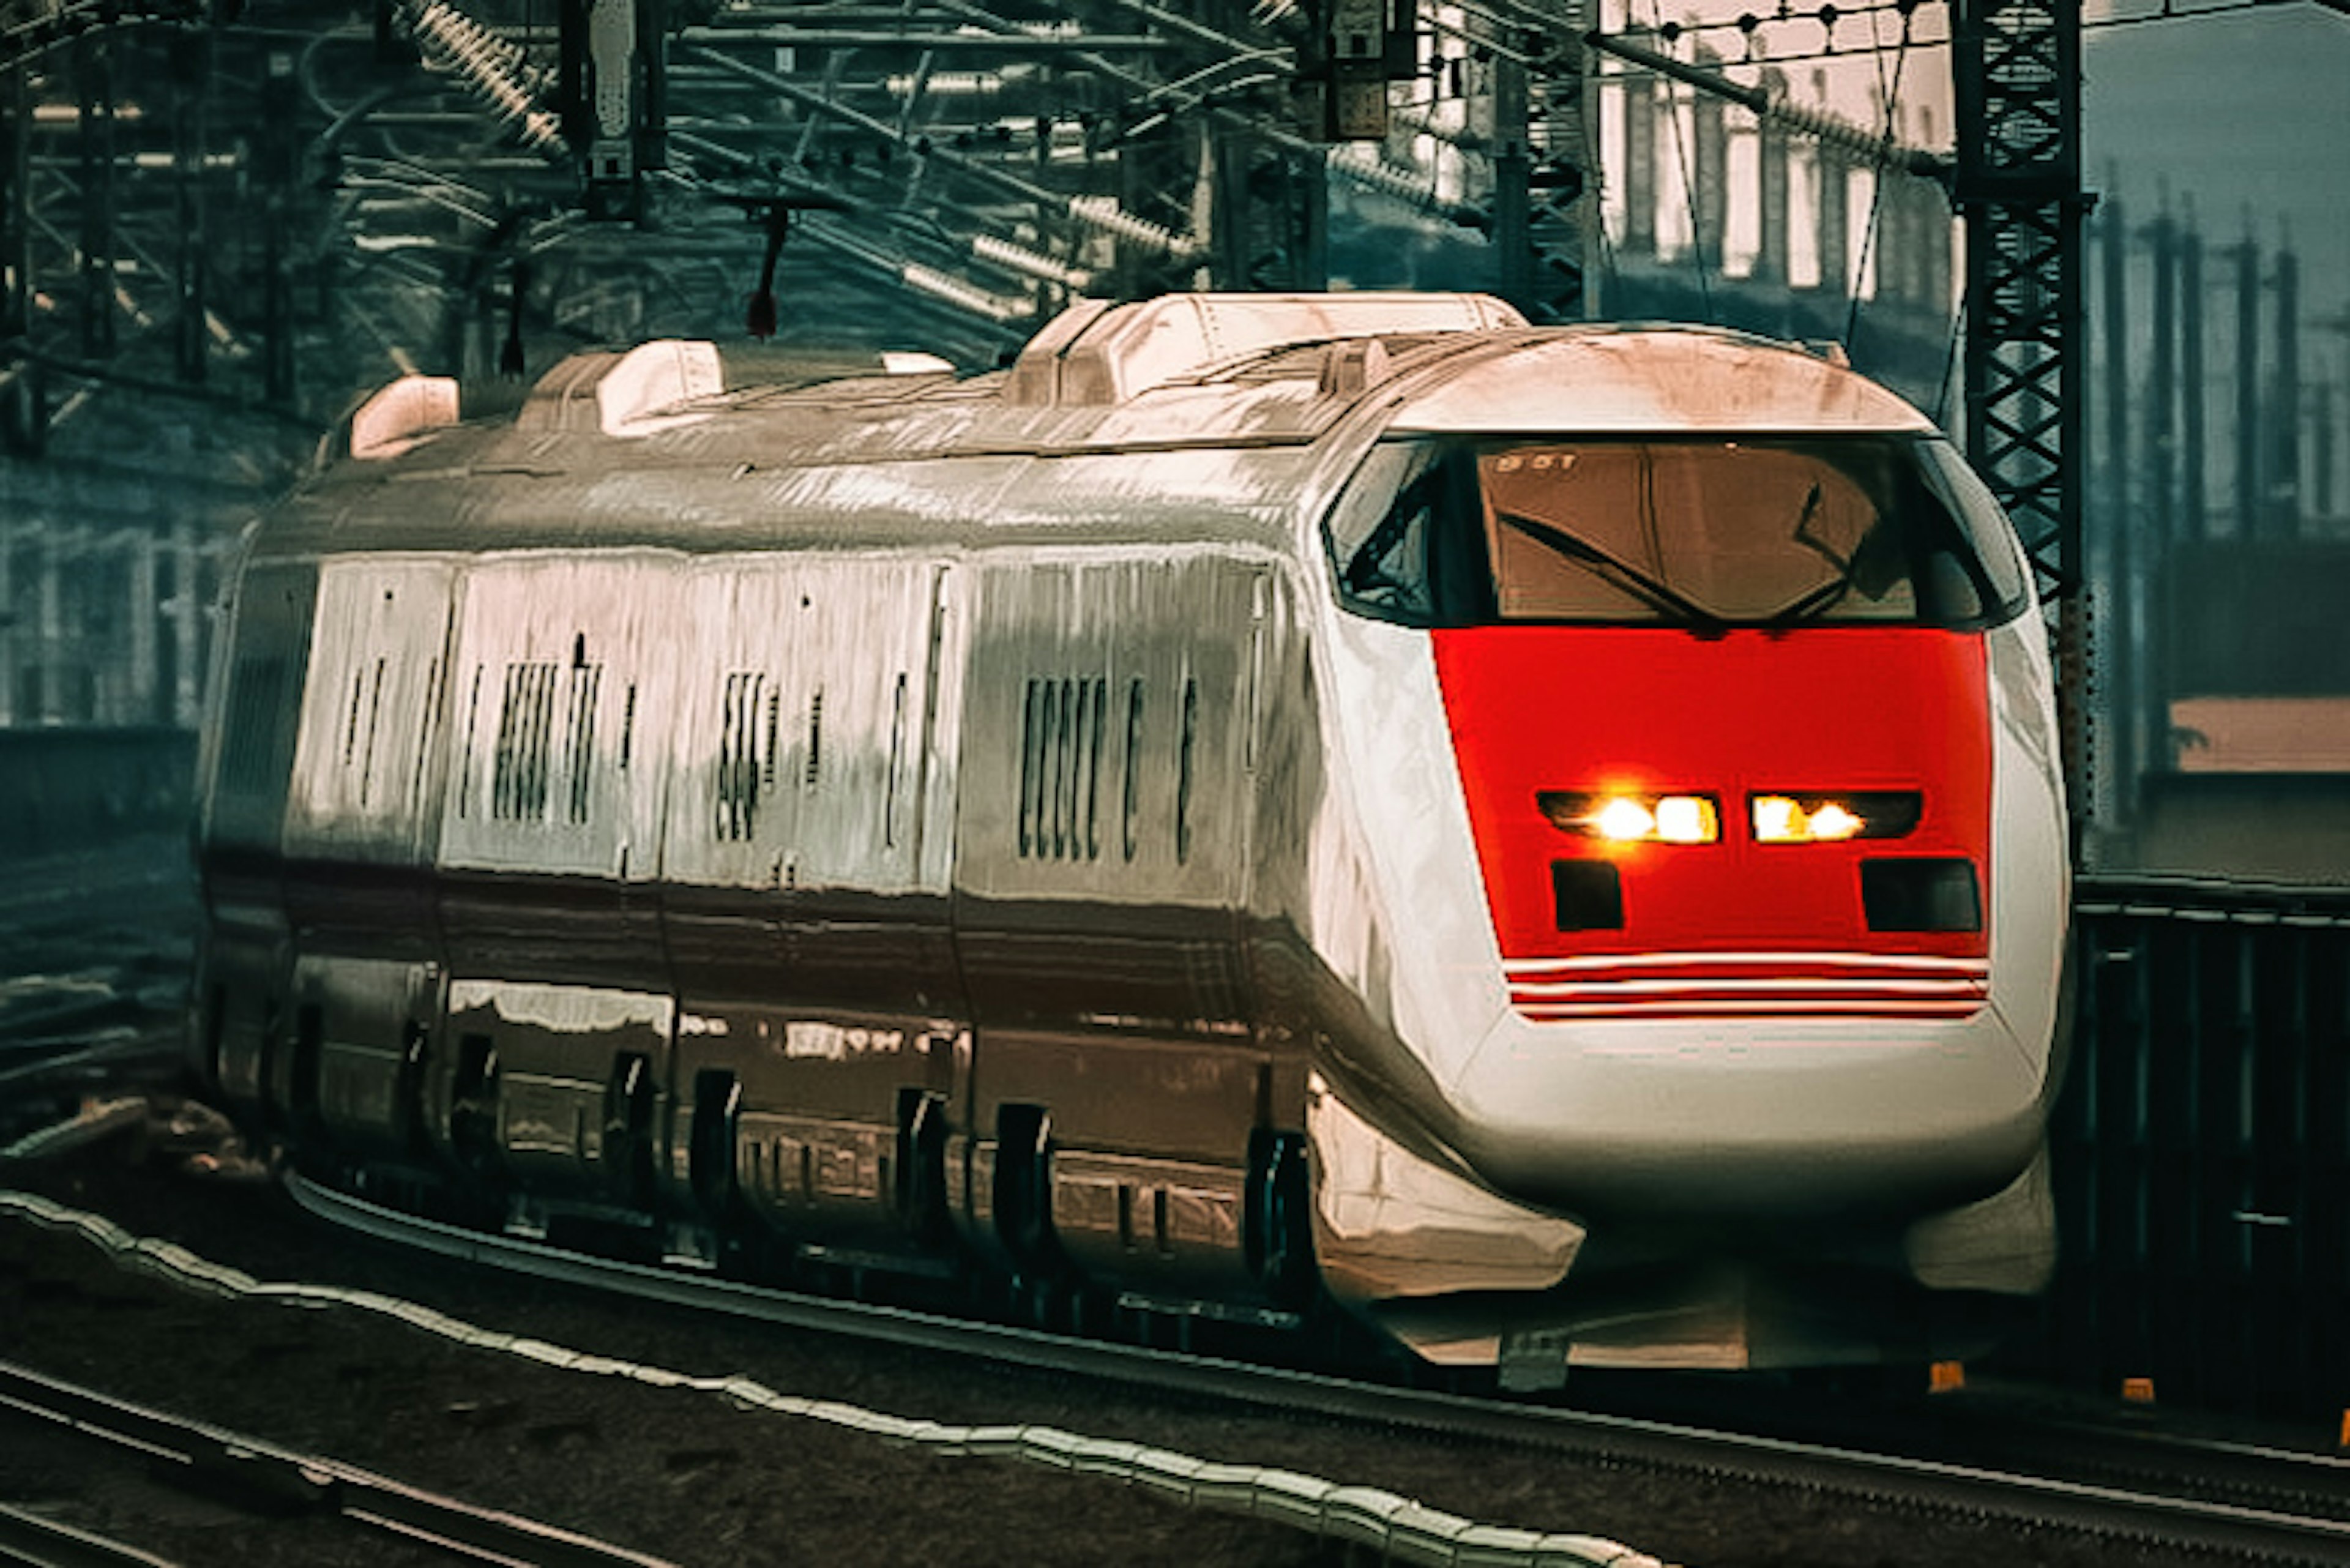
277 556 455 1158
425 551 680 1208
949 504 1270 1298
661 552 966 1253
193 558 315 1124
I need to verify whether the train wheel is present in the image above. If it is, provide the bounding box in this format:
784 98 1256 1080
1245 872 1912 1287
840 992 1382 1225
602 1053 654 1209
395 1022 430 1159
1247 1129 1316 1309
895 1089 949 1243
198 983 228 1097
992 1103 1058 1275
447 1035 501 1184
288 1004 324 1146
689 1070 743 1220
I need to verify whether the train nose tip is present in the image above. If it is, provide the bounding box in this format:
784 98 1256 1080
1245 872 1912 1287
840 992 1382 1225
1447 1018 2051 1223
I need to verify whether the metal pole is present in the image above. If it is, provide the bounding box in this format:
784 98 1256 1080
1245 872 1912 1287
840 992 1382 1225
1816 146 1848 307
1296 148 1329 291
172 518 201 730
2143 206 2175 785
76 37 115 361
2146 207 2176 551
1690 45 1726 290
172 32 212 386
1493 56 1532 312
261 50 298 405
2100 193 2133 846
2312 378 2333 525
0 511 13 725
2270 244 2300 539
2234 234 2261 537
1523 12 1590 321
1621 66 1654 260
1756 68 1788 286
35 523 61 723
2179 218 2205 542
3 63 41 454
129 527 157 725
1950 0 2087 853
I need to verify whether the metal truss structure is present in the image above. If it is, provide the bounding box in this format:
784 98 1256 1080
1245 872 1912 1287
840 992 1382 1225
0 0 2078 784
0 0 2010 427
1950 0 2090 849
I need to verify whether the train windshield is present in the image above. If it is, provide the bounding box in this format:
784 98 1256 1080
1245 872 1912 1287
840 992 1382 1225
1330 435 2032 631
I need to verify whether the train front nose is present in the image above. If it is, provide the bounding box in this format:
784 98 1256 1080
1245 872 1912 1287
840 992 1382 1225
1431 623 2051 1221
1448 1012 2050 1222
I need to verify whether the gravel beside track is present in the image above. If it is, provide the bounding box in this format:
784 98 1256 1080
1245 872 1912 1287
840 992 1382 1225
0 1146 2264 1568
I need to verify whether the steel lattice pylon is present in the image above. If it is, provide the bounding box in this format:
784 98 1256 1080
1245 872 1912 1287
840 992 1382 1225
1951 0 2091 853
1523 35 1591 323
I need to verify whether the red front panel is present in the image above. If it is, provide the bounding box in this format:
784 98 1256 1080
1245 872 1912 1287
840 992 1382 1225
1430 627 1993 1021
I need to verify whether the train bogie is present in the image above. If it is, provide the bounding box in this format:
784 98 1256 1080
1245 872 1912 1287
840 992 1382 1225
195 294 2071 1370
283 954 439 1161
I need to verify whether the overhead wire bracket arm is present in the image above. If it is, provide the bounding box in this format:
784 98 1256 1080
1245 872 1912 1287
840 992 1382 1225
1576 28 1953 181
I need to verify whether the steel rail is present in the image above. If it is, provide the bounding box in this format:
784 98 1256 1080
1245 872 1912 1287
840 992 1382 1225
287 1171 2350 1566
0 1359 683 1568
0 1504 180 1568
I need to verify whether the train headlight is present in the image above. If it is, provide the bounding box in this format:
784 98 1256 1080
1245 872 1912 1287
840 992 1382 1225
1653 796 1717 843
1750 791 1922 843
1538 791 1720 844
1595 798 1655 841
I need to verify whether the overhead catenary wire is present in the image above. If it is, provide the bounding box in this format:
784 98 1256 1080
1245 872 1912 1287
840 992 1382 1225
1581 25 1950 177
1641 0 1719 319
2083 0 2350 26
1843 4 1915 348
1582 0 2329 64
392 0 569 161
682 43 1198 259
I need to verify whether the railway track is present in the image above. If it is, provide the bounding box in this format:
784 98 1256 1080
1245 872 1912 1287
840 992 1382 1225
280 1172 2350 1566
7 1136 2346 1567
0 834 195 1156
0 1359 681 1568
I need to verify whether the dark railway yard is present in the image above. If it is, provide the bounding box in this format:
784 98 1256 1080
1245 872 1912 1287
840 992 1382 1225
5 831 2350 1567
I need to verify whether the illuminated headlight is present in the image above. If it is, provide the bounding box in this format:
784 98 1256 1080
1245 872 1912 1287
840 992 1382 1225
1537 791 1721 844
1750 791 1922 843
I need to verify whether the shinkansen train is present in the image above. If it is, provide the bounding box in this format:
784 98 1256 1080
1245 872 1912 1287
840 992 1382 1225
192 292 2072 1376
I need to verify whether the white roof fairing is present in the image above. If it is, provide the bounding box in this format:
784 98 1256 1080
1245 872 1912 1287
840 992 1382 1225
1384 329 1939 436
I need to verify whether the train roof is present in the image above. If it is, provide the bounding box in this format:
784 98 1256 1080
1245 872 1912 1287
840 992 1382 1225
1381 329 1937 436
337 293 1938 479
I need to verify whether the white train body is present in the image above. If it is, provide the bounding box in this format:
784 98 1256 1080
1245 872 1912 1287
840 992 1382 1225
194 294 2071 1371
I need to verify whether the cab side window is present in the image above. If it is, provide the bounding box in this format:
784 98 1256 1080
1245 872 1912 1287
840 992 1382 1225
1326 442 1490 626
1343 472 1439 618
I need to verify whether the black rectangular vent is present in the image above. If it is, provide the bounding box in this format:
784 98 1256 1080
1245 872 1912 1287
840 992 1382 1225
1551 860 1625 931
1861 858 1982 932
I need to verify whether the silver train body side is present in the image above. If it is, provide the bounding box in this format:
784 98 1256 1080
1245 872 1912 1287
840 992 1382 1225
193 294 2072 1370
